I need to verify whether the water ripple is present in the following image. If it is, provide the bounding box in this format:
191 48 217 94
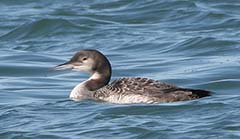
0 18 90 41
0 0 240 139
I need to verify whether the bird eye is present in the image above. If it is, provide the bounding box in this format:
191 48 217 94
82 57 87 61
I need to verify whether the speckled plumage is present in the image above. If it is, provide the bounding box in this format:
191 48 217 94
93 77 210 104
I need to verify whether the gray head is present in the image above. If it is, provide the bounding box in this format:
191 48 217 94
54 49 112 89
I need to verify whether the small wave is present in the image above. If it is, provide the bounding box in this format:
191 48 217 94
0 18 89 41
196 79 240 94
168 37 239 56
0 131 63 139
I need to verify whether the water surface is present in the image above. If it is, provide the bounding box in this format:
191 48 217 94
1 0 240 139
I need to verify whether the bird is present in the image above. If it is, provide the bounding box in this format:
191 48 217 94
54 49 211 104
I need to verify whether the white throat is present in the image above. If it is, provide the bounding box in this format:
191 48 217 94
69 72 101 101
89 72 102 80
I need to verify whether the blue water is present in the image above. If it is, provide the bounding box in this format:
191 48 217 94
1 0 240 138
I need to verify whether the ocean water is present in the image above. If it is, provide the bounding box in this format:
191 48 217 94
0 0 240 138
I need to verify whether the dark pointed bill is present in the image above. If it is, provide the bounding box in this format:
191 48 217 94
53 61 74 70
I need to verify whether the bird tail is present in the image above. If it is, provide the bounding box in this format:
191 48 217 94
188 89 212 98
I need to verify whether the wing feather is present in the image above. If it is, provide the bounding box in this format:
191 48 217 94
94 77 210 103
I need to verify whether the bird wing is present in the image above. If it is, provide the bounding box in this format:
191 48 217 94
94 77 210 102
109 77 180 96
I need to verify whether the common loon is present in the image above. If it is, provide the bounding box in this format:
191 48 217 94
54 49 211 104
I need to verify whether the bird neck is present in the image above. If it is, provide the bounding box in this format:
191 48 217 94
69 72 111 100
85 71 111 91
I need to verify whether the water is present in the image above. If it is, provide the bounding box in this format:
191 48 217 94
0 0 240 138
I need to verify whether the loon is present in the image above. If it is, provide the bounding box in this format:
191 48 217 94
54 49 211 104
